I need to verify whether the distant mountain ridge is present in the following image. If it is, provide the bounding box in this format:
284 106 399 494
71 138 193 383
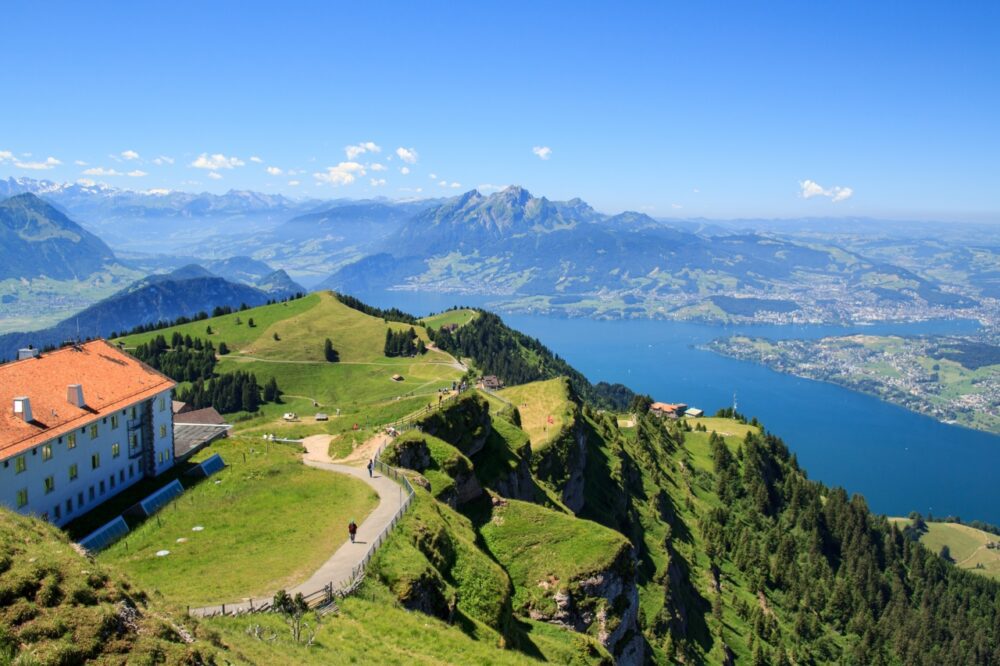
324 185 983 323
0 265 294 361
0 193 118 280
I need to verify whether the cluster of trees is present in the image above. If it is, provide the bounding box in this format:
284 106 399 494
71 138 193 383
111 312 210 339
336 292 419 324
429 311 634 409
698 427 1000 664
131 334 218 383
108 292 306 339
384 327 425 357
175 371 281 414
324 338 340 362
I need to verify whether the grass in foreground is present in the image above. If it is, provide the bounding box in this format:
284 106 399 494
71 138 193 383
99 437 378 608
204 580 607 665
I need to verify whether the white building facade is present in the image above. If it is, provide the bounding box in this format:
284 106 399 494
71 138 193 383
0 341 176 527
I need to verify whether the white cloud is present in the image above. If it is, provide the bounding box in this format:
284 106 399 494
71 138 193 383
266 166 283 176
671 203 683 209
370 178 387 187
288 180 300 187
429 173 437 179
16 156 61 170
145 188 172 195
370 163 387 172
438 180 448 187
127 169 148 177
395 147 418 164
76 178 96 187
0 150 13 162
249 156 263 163
208 172 223 180
121 150 140 161
477 183 507 193
313 161 366 186
83 166 123 176
345 141 381 160
152 155 175 165
191 153 245 170
399 166 410 175
450 182 461 189
532 145 552 160
692 188 700 193
74 159 88 166
799 179 853 203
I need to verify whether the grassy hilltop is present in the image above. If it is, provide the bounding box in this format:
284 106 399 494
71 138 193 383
7 292 1000 665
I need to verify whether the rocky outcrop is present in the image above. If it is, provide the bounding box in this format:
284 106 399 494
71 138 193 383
418 393 492 457
384 437 432 471
532 414 588 514
491 449 537 502
527 546 644 664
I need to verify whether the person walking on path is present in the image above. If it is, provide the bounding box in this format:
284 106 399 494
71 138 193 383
348 519 358 543
367 459 374 477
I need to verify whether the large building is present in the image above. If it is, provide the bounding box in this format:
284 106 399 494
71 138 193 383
0 340 176 526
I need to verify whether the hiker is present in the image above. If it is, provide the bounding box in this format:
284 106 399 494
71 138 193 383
367 459 374 477
348 519 358 543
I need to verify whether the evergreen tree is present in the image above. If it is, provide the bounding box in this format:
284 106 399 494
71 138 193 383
324 338 339 362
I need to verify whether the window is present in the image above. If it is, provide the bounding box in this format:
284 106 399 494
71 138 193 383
158 397 166 412
91 454 100 470
16 489 27 508
89 424 99 440
111 415 119 429
77 492 84 507
66 498 73 514
67 433 76 449
109 474 115 489
119 469 125 483
112 443 120 458
68 464 78 481
130 406 137 419
53 504 61 521
128 464 134 479
99 480 105 495
159 424 167 439
43 476 55 494
14 455 26 474
42 444 52 462
128 433 139 454
89 486 95 501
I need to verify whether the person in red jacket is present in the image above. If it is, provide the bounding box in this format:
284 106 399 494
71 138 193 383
348 519 358 543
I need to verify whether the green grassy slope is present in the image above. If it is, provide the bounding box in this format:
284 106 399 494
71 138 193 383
890 518 1000 580
115 291 465 438
99 437 377 608
0 509 217 664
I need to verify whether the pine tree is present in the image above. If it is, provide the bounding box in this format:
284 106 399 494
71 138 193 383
324 338 339 362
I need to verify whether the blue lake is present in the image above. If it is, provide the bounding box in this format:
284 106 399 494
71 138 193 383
360 290 1000 524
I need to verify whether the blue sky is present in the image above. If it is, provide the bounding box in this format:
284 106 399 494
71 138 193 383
1 1 997 221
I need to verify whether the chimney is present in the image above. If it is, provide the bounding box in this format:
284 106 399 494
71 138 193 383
17 348 39 361
13 397 33 423
67 384 86 409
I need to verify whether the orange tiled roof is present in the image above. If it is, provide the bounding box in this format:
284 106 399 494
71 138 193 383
651 402 682 411
0 340 175 460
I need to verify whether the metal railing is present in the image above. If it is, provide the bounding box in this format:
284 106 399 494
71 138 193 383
192 431 415 618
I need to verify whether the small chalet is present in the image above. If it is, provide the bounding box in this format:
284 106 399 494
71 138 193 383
650 402 687 419
479 375 504 391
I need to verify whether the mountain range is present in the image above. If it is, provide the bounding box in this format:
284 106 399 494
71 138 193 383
322 186 985 322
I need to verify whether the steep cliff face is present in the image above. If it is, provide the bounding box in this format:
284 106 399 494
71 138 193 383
526 545 644 664
417 393 493 457
531 412 588 513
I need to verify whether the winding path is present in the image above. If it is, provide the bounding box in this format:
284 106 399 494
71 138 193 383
188 435 402 617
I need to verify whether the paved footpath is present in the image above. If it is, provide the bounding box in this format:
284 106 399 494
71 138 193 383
189 453 402 617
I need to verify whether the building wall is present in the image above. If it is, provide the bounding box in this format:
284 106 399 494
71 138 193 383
0 388 175 527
